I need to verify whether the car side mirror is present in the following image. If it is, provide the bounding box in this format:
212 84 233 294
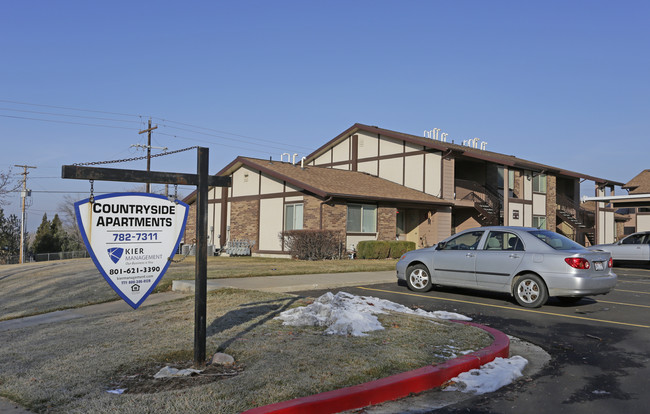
436 242 445 250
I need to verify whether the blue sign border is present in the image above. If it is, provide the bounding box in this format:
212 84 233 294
74 192 189 309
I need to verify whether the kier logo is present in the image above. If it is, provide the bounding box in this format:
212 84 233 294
107 247 124 264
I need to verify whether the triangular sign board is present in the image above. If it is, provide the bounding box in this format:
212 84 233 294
75 193 189 309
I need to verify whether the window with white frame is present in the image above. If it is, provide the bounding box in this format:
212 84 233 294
347 204 377 233
532 215 547 230
532 173 547 193
284 203 303 231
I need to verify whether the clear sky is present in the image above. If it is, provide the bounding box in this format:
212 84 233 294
1 1 648 232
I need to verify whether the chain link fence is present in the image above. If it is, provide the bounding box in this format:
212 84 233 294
0 250 91 265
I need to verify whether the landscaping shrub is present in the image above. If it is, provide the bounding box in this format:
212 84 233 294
356 240 416 259
280 230 344 260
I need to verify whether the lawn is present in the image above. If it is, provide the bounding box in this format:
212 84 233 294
0 288 492 413
0 257 398 320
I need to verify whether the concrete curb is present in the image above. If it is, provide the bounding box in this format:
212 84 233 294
242 321 510 414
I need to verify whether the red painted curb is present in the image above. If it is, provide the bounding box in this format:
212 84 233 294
242 321 509 414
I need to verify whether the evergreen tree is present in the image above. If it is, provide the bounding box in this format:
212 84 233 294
0 208 22 262
32 213 58 254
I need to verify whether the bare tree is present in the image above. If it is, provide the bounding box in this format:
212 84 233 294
0 167 19 207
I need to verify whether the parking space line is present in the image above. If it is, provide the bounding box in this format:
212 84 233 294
618 280 650 285
358 287 650 329
597 299 650 308
615 289 650 295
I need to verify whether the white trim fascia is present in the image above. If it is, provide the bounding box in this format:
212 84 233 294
582 193 650 203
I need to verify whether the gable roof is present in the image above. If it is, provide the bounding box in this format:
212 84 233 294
306 123 624 186
622 169 650 194
216 157 451 206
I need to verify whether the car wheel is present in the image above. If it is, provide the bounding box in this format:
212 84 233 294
513 274 548 308
406 264 433 292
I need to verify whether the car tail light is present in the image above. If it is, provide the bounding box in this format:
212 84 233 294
565 257 591 269
608 257 613 268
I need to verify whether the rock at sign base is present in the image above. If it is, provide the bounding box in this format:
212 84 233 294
211 352 235 366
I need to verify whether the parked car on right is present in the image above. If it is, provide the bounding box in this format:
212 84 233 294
589 231 650 267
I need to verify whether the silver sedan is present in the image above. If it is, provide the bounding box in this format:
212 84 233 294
396 226 617 308
590 231 650 266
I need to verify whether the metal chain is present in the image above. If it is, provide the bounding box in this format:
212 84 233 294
168 238 196 263
73 146 200 166
89 180 95 203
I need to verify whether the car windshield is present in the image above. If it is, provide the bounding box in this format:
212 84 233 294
527 230 585 250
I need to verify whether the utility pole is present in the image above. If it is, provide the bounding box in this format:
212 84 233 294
14 164 36 264
138 118 158 193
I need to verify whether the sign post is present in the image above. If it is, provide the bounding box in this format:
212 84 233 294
62 147 230 366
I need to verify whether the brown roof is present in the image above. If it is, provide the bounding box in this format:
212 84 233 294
306 124 624 186
218 157 451 206
623 170 650 194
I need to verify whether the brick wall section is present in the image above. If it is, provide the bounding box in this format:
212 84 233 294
321 202 347 231
377 206 397 240
184 203 197 244
546 175 557 231
230 200 259 251
303 195 322 230
513 170 522 199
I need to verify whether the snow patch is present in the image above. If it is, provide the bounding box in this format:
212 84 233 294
443 356 528 395
275 291 471 336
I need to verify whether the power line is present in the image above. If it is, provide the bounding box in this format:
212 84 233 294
0 107 141 124
154 117 315 151
0 99 140 117
0 114 136 130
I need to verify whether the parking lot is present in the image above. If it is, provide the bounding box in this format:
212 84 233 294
300 266 650 413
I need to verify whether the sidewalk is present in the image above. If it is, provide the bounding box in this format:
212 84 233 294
171 270 396 293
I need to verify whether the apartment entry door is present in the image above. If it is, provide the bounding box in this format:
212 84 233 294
397 209 424 247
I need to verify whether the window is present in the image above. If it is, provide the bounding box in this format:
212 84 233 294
532 173 546 193
440 231 484 250
484 231 524 251
621 234 644 245
347 204 377 233
528 230 583 250
284 203 303 231
532 215 547 230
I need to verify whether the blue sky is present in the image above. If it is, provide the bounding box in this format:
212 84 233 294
1 1 648 232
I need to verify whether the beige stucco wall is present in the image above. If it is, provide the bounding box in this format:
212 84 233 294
357 131 378 159
208 203 222 248
259 198 283 251
405 141 422 153
347 234 377 251
637 215 650 231
314 150 331 165
524 204 533 227
523 171 533 201
358 160 378 176
379 136 403 156
260 174 284 194
333 137 350 162
424 152 442 197
533 193 546 216
509 202 524 226
379 157 403 185
232 166 260 197
404 154 424 191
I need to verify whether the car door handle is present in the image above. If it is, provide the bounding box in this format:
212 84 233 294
509 254 520 259
466 253 475 258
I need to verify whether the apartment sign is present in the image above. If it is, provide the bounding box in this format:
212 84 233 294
75 193 189 309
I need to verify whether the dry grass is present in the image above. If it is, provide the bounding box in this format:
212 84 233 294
0 257 397 321
0 289 492 413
